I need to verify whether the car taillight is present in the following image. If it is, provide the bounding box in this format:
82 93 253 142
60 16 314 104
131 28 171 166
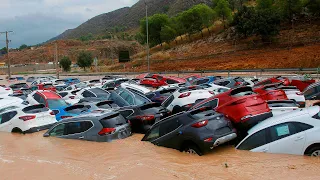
19 115 36 121
296 92 303 95
204 137 213 142
188 86 197 89
69 96 75 99
137 115 155 121
5 88 10 91
178 92 191 98
61 116 73 119
209 91 215 95
98 128 116 136
50 111 56 115
192 120 208 128
234 82 242 86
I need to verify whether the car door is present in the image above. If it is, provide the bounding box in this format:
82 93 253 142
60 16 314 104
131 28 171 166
268 122 311 155
48 121 93 140
0 111 18 132
151 119 182 149
237 129 270 153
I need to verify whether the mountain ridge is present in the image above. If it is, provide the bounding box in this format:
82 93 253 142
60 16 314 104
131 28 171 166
49 0 213 41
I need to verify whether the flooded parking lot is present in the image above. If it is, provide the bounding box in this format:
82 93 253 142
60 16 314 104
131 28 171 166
1 132 320 180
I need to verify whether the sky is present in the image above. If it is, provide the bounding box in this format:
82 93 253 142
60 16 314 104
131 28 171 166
0 0 139 48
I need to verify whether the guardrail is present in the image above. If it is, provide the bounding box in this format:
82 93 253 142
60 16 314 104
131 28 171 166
60 68 320 79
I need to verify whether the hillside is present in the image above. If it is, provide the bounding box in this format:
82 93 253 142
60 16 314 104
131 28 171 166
49 0 213 41
0 40 143 65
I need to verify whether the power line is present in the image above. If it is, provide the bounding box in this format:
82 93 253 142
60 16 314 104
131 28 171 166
0 31 14 78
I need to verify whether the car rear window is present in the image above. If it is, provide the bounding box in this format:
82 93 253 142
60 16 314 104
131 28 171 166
230 87 255 97
90 88 109 97
162 95 174 108
22 104 49 113
47 99 68 109
89 80 100 84
99 113 127 128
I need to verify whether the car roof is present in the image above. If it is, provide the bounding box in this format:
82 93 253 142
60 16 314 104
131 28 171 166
60 110 117 122
38 91 61 99
247 106 319 135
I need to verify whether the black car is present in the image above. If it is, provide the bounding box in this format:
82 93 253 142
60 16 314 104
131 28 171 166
78 96 170 133
304 82 320 100
146 87 177 103
119 103 170 133
142 107 237 156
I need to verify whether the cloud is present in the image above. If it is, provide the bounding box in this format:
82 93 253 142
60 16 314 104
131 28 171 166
0 0 139 48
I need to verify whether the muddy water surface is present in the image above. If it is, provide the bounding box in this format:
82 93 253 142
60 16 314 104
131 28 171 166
0 132 320 180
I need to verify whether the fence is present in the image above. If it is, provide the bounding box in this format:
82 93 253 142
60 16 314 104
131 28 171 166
0 64 55 74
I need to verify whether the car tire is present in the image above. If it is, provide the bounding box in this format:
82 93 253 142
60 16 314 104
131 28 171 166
306 146 320 157
183 144 203 156
11 128 23 134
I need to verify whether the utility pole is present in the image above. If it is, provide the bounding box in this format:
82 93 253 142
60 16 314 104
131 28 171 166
144 0 150 72
54 42 59 79
0 31 13 78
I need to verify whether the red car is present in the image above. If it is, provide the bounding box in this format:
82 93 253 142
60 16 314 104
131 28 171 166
253 84 288 101
254 76 290 87
135 73 153 79
37 83 56 92
192 87 272 128
140 74 186 88
291 79 316 92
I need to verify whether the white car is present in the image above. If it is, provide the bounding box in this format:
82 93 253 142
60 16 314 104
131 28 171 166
30 78 51 86
277 86 306 107
120 82 151 94
155 83 186 91
0 104 57 133
267 100 300 116
200 83 230 94
0 86 13 97
63 83 88 91
74 87 110 100
0 97 24 109
83 79 102 87
243 77 261 87
58 90 81 105
236 106 320 157
162 86 214 114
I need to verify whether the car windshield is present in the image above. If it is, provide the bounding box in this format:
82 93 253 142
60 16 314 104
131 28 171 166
90 88 109 97
47 99 68 109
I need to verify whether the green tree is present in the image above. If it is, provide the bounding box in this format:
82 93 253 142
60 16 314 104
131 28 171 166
19 44 28 50
77 51 93 71
276 0 304 20
160 25 177 43
257 0 274 10
233 6 281 41
135 32 146 44
304 0 320 16
140 14 170 46
59 56 72 72
177 4 215 35
214 0 233 28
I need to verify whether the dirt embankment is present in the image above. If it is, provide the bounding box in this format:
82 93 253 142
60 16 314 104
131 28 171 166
0 39 143 65
106 20 320 72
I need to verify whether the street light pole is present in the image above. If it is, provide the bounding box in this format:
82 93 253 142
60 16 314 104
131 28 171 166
145 0 150 72
0 31 13 78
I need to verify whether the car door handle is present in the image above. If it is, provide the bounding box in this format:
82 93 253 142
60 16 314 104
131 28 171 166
295 136 304 141
79 136 84 139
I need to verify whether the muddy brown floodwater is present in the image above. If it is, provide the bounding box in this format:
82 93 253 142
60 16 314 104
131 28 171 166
1 132 320 180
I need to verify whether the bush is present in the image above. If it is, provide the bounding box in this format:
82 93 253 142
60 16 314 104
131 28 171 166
77 51 93 71
59 56 72 72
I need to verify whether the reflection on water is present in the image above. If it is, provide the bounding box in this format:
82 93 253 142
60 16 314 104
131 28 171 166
0 132 320 180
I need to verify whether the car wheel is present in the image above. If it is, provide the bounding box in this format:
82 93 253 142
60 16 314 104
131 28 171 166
183 144 203 156
11 128 23 134
306 146 320 157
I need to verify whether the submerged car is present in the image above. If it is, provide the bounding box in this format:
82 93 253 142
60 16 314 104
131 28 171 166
142 107 237 156
192 87 272 129
253 84 288 101
254 76 290 87
0 104 57 133
140 74 186 88
146 87 177 104
303 82 320 100
236 106 320 157
44 111 131 142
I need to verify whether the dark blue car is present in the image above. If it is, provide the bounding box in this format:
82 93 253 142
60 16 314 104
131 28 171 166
63 78 81 86
190 76 222 86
